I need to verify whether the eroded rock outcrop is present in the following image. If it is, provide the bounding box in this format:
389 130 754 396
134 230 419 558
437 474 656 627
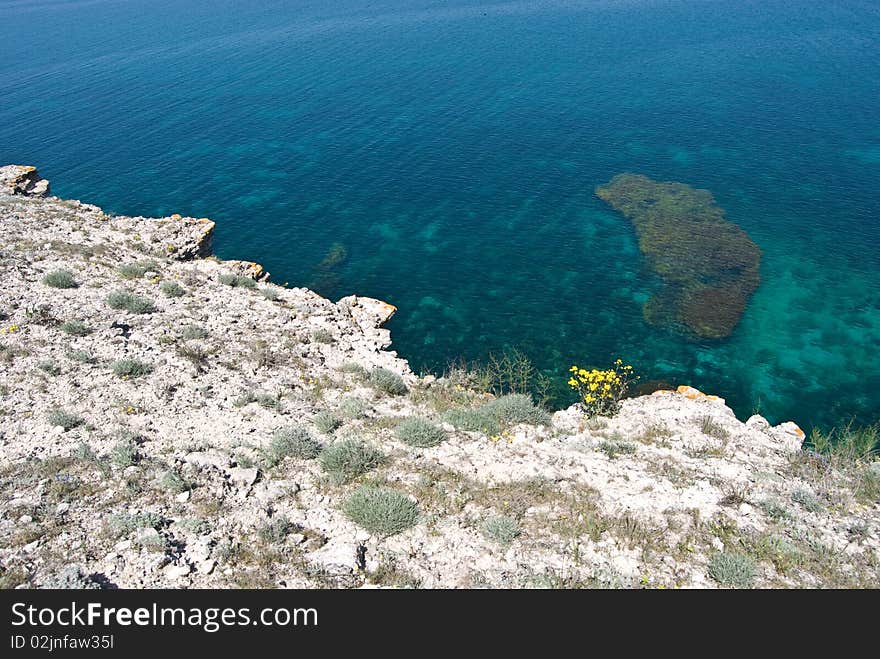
0 165 50 197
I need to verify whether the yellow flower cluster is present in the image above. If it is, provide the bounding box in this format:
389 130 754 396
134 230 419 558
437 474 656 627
567 358 636 418
1 324 20 334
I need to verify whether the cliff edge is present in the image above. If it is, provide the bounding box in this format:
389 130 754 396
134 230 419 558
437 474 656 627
0 166 877 589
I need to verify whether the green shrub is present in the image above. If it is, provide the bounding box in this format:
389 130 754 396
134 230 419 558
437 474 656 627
480 393 550 426
599 440 638 459
37 360 61 375
180 325 208 340
395 417 447 448
257 517 294 545
218 273 257 289
313 410 343 434
107 290 156 314
159 280 186 297
42 269 78 289
707 552 757 588
441 408 500 435
791 489 823 513
117 260 158 279
111 359 153 379
319 439 384 484
46 409 84 431
264 425 321 466
340 362 368 377
311 329 334 344
260 287 280 301
482 515 521 545
60 320 91 336
343 486 419 537
159 470 190 493
368 367 408 396
66 349 96 364
338 396 369 419
110 439 140 468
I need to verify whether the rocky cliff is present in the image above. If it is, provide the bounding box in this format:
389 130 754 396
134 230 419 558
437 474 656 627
0 166 877 589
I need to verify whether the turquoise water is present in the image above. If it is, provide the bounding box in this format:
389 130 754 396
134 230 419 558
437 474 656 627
2 0 879 430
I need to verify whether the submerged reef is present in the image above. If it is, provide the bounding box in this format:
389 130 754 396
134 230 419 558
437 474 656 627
596 174 761 339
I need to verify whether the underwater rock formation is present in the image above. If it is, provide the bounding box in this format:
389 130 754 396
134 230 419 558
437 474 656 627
596 174 761 339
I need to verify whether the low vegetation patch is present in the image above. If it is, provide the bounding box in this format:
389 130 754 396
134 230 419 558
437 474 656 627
395 417 447 448
218 273 257 289
480 393 550 426
59 320 91 336
368 367 408 396
46 409 84 431
42 269 78 289
264 425 322 466
159 280 186 297
107 290 156 314
708 552 757 588
111 359 153 379
319 439 384 484
482 515 521 545
343 486 419 537
313 410 343 434
117 260 158 279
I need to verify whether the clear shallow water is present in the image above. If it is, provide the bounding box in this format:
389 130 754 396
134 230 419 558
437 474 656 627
2 0 878 430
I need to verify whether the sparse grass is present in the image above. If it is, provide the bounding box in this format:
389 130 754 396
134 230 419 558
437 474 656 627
176 343 211 373
809 423 879 463
159 280 186 297
42 269 78 289
340 362 368 377
441 407 500 435
482 515 521 545
256 517 295 545
598 439 637 459
37 360 61 375
395 417 447 448
159 470 190 493
707 552 757 588
638 423 672 444
117 260 158 279
111 358 153 379
66 349 96 364
367 367 408 396
480 393 550 426
699 415 730 440
60 320 91 336
319 439 384 484
791 488 823 513
758 499 791 521
369 557 422 588
107 290 156 314
218 273 257 289
343 486 419 537
311 329 334 344
109 439 140 468
46 409 84 431
106 512 163 537
264 425 322 466
234 390 282 411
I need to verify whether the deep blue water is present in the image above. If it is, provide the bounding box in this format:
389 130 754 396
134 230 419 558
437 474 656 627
2 0 879 430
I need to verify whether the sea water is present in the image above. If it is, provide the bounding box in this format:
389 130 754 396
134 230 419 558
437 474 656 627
2 0 878 430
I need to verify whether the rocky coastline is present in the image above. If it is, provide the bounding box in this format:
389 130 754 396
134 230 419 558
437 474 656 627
1 165 876 589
